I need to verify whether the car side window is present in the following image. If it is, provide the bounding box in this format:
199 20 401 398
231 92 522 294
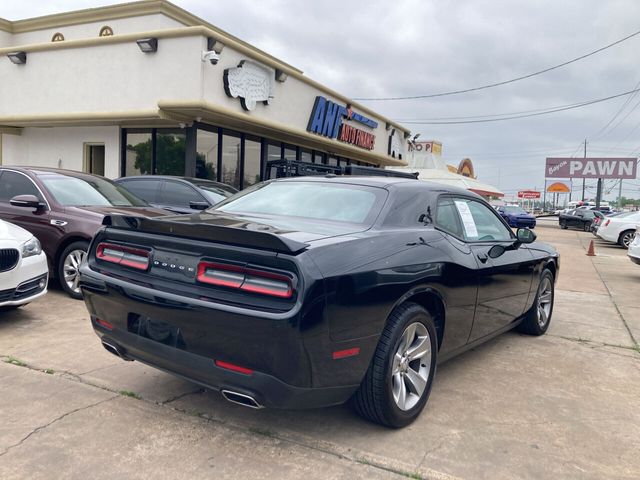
119 179 160 203
452 198 513 242
435 197 464 238
160 181 203 207
0 171 43 202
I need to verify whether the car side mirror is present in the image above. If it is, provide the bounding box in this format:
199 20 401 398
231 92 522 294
189 201 210 210
516 228 536 244
10 194 45 210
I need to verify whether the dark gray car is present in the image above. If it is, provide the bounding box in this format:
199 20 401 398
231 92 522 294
116 176 237 214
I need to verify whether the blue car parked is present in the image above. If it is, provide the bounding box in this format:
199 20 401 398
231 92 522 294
496 205 536 228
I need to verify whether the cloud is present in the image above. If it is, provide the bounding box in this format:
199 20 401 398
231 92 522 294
4 0 640 199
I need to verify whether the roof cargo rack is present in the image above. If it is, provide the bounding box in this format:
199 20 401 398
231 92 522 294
343 165 418 179
265 159 418 180
265 160 341 179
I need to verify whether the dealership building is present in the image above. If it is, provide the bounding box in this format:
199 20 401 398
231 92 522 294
0 0 410 189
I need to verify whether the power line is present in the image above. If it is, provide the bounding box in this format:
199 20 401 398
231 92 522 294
589 77 640 141
399 86 640 124
353 27 640 101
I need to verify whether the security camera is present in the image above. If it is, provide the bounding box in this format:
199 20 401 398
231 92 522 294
201 50 220 65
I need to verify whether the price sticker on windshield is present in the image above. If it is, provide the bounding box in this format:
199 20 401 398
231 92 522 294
454 201 478 238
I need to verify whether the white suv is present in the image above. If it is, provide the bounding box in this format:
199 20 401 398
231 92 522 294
0 219 48 309
597 212 640 248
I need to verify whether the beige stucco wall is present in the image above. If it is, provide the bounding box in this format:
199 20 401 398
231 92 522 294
3 14 185 46
2 126 120 178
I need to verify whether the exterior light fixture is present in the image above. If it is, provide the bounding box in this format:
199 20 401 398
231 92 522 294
7 51 27 64
275 68 288 83
136 38 158 53
207 37 225 53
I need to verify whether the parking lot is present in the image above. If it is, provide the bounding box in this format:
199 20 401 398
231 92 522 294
1 221 639 480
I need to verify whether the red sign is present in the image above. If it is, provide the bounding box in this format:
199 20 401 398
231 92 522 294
545 157 637 179
518 190 541 199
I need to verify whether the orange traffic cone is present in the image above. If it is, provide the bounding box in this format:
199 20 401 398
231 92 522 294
586 240 596 257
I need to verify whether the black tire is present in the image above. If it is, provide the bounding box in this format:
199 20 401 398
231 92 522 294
618 230 635 249
560 221 568 229
583 222 591 232
352 302 437 428
57 241 89 300
517 268 554 336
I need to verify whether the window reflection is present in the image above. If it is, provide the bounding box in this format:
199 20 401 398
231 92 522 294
221 132 241 188
125 132 152 176
156 130 186 176
196 129 218 180
244 137 261 188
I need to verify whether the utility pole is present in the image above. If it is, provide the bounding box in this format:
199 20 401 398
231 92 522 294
618 179 623 209
581 139 586 201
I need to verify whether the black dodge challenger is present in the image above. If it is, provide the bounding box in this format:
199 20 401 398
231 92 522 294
79 176 559 427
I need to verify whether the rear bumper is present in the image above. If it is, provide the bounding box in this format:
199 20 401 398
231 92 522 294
94 326 357 409
80 266 360 409
596 229 618 243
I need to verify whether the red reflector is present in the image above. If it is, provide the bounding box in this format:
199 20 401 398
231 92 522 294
95 318 113 330
604 219 611 227
96 242 150 270
215 360 254 375
332 347 360 360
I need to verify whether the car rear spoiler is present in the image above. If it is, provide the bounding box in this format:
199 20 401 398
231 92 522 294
102 215 309 255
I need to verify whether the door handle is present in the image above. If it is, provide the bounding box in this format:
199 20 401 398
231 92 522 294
477 252 488 263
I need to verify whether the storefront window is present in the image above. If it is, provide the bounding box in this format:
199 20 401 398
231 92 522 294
124 131 152 176
221 131 241 188
267 142 282 163
313 151 325 164
300 149 312 163
196 129 219 180
327 156 338 166
156 130 186 175
244 136 261 188
284 145 297 161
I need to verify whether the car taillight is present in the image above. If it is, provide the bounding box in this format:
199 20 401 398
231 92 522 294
96 242 150 271
604 220 611 227
197 261 293 298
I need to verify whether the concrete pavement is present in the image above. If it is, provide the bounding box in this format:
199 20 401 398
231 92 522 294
1 222 639 479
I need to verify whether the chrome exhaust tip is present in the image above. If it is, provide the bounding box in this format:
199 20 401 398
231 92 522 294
101 340 132 361
221 389 263 409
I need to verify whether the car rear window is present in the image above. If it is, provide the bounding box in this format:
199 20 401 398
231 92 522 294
216 181 387 225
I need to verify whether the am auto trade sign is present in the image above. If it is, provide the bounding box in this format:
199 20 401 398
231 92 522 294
545 157 637 179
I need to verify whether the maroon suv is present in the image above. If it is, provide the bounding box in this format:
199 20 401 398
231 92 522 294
0 167 168 298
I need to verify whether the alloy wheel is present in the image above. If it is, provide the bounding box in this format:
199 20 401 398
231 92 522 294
622 232 634 248
391 322 431 411
537 277 553 328
63 249 86 294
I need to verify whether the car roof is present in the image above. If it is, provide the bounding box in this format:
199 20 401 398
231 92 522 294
272 175 478 198
116 175 237 191
0 166 109 181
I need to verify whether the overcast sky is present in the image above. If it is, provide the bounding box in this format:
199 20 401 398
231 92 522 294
3 0 640 200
